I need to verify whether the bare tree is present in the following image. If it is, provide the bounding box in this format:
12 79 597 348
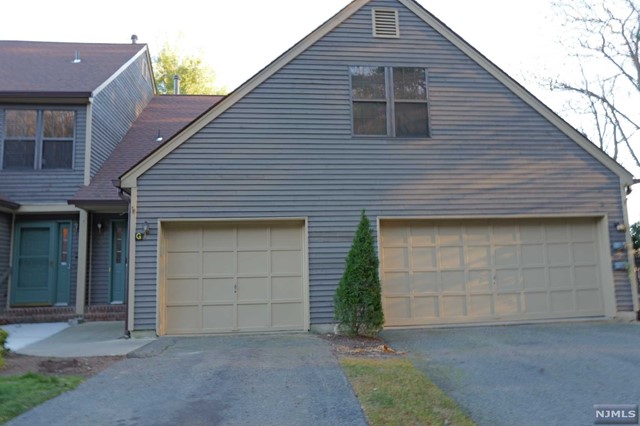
550 0 639 169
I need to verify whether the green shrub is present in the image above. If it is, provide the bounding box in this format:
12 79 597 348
334 210 384 336
0 329 8 369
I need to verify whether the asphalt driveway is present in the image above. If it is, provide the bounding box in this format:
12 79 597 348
8 334 366 426
383 322 640 426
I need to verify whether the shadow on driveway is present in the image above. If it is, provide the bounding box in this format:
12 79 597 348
8 334 366 426
383 321 640 426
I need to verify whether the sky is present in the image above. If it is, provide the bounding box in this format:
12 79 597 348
2 0 639 221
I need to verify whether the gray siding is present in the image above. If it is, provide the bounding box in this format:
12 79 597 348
0 212 11 309
132 0 633 329
88 213 126 305
90 54 154 178
0 106 86 203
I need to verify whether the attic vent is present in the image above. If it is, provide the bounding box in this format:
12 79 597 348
372 8 399 38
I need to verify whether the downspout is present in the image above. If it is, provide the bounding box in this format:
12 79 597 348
87 213 93 306
6 212 16 309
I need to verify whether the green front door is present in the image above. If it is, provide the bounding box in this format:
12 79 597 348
11 221 71 306
110 220 127 304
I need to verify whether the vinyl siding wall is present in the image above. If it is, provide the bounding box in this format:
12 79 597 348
0 212 12 309
90 54 154 178
0 106 86 202
132 0 632 329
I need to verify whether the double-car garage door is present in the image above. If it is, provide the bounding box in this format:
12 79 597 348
380 218 608 326
161 221 306 335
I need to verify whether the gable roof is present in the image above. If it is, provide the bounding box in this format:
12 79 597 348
0 40 148 100
120 0 633 188
69 95 223 209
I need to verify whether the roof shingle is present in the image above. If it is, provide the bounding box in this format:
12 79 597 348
0 40 146 96
71 95 223 205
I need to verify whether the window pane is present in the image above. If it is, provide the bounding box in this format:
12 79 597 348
44 111 74 138
42 140 73 169
3 140 35 169
353 102 387 135
395 103 429 137
393 68 427 100
351 66 386 99
5 110 37 138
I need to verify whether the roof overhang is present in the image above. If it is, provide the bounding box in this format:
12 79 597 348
120 0 634 189
0 92 91 104
67 198 129 213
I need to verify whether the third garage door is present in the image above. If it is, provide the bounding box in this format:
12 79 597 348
380 219 607 326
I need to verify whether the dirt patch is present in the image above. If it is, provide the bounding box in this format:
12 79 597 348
1 352 124 378
319 333 405 359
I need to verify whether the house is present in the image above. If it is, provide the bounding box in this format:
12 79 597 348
3 0 638 335
0 39 221 324
117 0 638 336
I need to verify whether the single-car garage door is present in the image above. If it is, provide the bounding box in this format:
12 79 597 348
161 221 306 335
380 219 608 326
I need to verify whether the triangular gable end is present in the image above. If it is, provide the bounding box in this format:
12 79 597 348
120 0 633 189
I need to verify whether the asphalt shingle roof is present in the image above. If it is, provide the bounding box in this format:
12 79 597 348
0 40 146 96
71 95 223 204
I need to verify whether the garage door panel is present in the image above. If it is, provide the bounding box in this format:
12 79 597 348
577 289 602 311
469 294 493 316
166 306 200 333
411 247 437 269
414 297 438 317
550 291 574 312
439 247 463 269
381 218 605 326
521 244 545 266
272 250 302 274
441 271 465 292
167 252 201 276
271 225 302 248
524 292 548 313
163 221 305 334
467 246 490 268
384 247 408 270
549 267 571 288
575 266 599 288
412 272 438 292
238 304 269 329
237 226 268 249
573 242 597 264
523 268 546 290
496 294 520 315
237 251 269 275
272 303 303 327
203 278 235 302
166 279 200 303
384 272 410 293
203 251 235 275
203 227 235 249
202 305 234 330
272 277 303 300
410 225 436 245
442 296 466 317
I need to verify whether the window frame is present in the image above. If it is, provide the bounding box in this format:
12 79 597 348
1 108 76 171
350 66 431 138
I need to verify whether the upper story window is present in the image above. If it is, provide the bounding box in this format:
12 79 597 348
2 109 75 170
350 66 429 138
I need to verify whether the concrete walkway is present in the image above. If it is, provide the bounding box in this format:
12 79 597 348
2 321 155 357
7 334 367 426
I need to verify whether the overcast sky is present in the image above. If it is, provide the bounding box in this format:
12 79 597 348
3 0 639 221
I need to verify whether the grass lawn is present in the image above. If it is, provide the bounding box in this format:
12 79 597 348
341 357 476 426
0 373 83 424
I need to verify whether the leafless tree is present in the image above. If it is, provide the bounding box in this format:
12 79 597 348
550 0 639 169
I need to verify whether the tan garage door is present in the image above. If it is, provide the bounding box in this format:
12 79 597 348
380 219 606 326
162 221 305 335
